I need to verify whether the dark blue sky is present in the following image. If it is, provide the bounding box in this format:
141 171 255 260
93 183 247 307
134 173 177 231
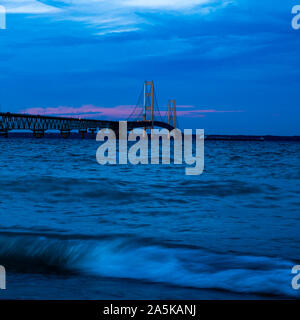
0 0 299 135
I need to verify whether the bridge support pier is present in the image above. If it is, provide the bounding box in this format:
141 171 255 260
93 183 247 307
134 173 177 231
0 129 8 138
79 129 87 139
33 129 45 138
61 129 71 138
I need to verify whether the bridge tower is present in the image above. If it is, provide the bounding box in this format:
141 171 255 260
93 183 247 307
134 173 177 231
168 99 176 128
143 81 154 128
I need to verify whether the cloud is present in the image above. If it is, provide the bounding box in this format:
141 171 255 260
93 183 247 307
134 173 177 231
176 106 244 117
2 0 60 14
20 105 139 119
20 104 244 120
4 0 232 34
122 0 212 9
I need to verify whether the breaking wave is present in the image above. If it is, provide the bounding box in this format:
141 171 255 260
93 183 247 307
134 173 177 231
0 233 297 297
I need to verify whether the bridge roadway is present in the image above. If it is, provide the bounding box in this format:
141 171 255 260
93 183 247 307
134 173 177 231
0 112 174 138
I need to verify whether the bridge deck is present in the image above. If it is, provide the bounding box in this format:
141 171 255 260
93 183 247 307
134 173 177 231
0 112 174 136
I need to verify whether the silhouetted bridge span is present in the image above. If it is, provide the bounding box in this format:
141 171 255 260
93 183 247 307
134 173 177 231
0 81 177 138
0 112 174 138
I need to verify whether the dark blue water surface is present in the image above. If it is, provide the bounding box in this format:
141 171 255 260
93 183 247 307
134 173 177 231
0 137 300 299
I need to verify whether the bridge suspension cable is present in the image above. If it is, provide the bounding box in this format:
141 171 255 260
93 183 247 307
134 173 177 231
0 81 176 139
126 84 144 121
127 80 173 128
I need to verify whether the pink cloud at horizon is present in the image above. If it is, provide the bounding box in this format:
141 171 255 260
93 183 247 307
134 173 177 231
20 105 139 119
20 105 244 119
176 107 244 118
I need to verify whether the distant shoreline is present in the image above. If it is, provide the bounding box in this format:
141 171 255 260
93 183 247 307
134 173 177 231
204 135 300 141
0 132 299 141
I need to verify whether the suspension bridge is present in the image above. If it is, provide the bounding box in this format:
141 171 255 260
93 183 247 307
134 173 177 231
0 81 177 138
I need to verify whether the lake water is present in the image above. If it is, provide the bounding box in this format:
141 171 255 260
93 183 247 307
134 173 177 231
0 136 299 299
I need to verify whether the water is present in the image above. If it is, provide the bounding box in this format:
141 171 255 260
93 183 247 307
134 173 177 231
0 136 300 299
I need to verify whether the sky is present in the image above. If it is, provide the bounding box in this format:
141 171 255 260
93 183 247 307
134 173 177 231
0 0 299 135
